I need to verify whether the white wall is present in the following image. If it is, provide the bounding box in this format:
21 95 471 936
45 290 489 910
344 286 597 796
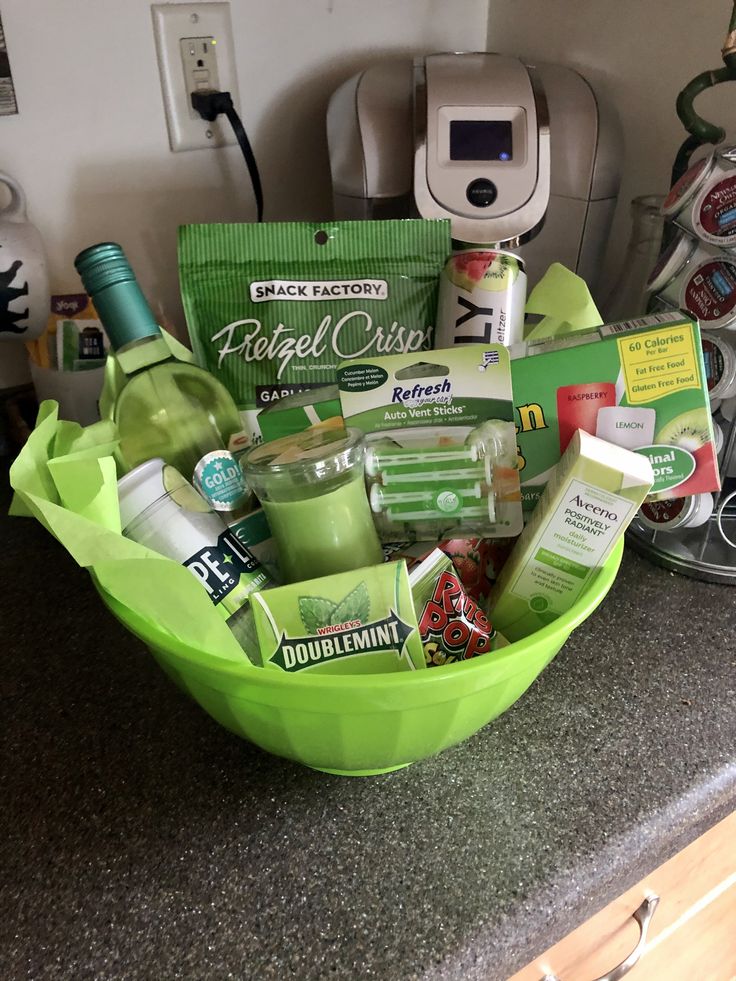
487 0 736 302
0 0 489 340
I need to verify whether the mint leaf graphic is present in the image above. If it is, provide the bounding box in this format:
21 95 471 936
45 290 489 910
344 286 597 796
330 581 370 625
299 596 337 634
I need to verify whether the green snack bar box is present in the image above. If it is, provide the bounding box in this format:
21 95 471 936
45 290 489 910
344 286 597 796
510 311 720 510
489 429 654 642
250 562 426 675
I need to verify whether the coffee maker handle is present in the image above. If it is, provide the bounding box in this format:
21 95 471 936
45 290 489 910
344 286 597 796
0 172 28 222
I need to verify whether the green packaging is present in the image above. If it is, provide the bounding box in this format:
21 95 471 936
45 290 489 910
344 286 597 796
510 311 720 510
489 429 654 641
338 344 523 540
178 219 451 442
257 385 342 444
409 548 506 667
251 562 425 675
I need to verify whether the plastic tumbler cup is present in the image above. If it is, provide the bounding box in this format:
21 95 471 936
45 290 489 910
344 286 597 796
242 427 383 583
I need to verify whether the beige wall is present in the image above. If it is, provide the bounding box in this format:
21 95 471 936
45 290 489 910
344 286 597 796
0 0 489 337
488 0 736 301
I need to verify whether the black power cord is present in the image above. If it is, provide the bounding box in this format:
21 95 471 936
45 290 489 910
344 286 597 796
191 90 263 222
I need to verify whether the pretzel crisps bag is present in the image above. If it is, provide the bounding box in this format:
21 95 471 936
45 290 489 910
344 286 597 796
178 219 451 443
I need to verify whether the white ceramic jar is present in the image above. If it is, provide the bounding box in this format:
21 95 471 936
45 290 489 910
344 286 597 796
0 171 49 342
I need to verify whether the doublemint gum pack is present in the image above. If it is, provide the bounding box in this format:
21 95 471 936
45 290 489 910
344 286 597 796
510 312 720 510
338 344 523 541
250 562 425 675
178 220 451 442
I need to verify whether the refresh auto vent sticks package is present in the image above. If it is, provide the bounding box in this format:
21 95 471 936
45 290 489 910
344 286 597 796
338 344 523 541
178 219 451 444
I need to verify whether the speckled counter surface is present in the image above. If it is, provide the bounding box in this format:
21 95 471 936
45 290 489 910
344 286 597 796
2 469 735 981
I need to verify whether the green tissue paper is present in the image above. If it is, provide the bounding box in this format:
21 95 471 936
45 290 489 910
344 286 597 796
9 399 251 667
524 262 603 340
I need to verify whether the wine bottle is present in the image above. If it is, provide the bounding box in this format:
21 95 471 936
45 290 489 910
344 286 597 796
75 242 249 512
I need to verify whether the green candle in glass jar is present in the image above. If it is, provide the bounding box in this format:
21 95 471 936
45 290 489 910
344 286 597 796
242 427 383 583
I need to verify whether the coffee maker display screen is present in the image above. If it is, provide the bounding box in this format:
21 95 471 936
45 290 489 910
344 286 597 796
449 120 513 161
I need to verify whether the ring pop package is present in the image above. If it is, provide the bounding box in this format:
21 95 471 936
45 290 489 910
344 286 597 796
409 548 507 668
338 345 523 542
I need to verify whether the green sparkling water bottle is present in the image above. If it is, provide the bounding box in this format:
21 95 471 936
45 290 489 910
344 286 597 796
75 242 248 511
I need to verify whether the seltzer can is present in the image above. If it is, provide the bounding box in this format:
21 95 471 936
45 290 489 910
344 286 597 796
435 248 527 349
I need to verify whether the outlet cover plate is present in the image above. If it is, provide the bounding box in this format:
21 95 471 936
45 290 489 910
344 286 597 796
151 2 240 152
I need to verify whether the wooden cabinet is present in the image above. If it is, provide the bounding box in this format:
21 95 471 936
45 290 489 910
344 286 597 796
509 811 736 981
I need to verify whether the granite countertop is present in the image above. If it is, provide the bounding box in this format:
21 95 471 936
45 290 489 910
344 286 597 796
2 467 735 981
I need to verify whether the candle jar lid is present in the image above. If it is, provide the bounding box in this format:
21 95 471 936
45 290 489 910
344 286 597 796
242 426 365 502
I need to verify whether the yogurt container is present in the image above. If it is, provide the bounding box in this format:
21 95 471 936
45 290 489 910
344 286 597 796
663 147 736 247
701 332 736 403
692 148 736 247
638 493 714 532
678 256 736 330
645 230 711 306
662 152 717 229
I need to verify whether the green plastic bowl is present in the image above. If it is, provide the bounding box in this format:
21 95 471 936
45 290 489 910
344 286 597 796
97 542 622 776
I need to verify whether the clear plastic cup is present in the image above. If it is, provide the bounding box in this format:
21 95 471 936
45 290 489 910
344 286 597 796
242 427 383 583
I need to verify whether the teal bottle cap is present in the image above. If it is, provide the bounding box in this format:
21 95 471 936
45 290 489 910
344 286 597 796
74 242 160 350
75 242 135 292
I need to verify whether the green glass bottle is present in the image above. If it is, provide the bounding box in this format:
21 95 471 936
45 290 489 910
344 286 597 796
75 242 248 510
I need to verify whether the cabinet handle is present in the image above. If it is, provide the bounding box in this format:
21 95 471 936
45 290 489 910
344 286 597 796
541 894 660 981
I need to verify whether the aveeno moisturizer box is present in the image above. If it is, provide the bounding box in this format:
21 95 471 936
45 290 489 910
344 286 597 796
489 430 654 642
510 312 719 511
251 563 425 675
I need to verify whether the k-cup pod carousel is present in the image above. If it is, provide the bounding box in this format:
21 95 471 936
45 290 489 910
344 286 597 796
628 408 736 583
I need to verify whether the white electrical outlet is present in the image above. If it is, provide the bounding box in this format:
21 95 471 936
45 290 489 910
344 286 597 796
151 2 240 152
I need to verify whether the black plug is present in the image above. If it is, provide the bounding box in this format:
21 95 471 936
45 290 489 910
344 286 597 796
189 88 264 223
190 89 234 122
